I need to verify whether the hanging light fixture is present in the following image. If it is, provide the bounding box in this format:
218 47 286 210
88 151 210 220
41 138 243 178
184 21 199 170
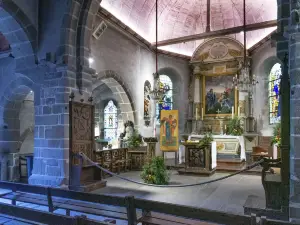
232 0 258 93
149 0 169 102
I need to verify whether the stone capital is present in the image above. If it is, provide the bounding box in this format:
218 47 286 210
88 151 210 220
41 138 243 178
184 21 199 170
193 65 201 75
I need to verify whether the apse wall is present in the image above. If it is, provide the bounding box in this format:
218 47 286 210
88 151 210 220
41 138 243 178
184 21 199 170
251 40 278 136
90 15 190 138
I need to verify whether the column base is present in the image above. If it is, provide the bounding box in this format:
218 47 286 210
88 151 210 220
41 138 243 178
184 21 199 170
28 174 68 187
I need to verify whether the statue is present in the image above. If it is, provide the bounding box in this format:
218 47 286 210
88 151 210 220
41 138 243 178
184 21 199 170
119 121 135 147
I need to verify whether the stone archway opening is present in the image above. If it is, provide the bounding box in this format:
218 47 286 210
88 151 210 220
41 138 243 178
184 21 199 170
92 72 135 149
1 85 35 182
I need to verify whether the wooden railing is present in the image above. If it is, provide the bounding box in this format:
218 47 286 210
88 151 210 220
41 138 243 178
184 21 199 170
94 147 148 176
0 180 297 225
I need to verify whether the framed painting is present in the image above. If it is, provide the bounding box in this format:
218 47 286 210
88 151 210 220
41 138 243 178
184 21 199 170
160 110 179 151
202 74 238 116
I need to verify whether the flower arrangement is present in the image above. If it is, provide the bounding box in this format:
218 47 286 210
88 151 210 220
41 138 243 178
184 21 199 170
198 132 214 148
271 123 281 146
141 156 169 185
127 131 143 148
226 116 244 136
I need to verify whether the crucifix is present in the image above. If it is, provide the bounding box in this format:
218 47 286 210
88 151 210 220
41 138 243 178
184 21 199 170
216 109 221 114
215 109 224 135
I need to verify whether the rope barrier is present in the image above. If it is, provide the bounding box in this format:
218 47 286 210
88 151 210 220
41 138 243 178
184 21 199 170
79 152 264 188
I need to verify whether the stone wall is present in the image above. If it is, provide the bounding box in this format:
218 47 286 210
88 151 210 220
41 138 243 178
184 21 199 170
90 15 190 139
251 40 278 136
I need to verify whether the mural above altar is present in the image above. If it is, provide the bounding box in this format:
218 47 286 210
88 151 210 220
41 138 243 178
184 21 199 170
188 134 246 161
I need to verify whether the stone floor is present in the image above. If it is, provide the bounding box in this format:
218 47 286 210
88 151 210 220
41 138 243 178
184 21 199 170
93 170 265 215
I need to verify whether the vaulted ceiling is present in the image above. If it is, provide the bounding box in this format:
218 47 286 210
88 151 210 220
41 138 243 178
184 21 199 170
101 0 277 56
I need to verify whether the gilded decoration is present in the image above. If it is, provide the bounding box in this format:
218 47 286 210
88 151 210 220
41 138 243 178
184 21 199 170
228 49 242 57
239 100 246 114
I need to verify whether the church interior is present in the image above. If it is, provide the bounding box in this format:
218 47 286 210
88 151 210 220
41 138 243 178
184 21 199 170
0 0 298 224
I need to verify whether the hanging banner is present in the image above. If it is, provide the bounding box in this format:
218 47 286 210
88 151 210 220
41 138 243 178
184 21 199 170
160 110 179 151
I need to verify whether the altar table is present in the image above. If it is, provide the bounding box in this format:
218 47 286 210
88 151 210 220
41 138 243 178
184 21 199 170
187 135 246 161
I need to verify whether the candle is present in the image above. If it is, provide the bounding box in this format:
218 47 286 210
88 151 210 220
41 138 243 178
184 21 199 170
238 106 240 117
225 125 227 131
201 107 204 120
231 107 234 119
196 108 198 120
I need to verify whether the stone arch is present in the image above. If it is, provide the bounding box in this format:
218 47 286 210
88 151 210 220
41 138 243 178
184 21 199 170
0 75 36 153
0 1 37 68
92 70 136 125
58 0 100 92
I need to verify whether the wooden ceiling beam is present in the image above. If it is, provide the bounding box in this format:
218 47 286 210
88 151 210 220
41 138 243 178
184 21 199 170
154 20 277 47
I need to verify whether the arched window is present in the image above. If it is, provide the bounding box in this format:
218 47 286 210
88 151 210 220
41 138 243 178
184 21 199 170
104 100 118 141
156 75 173 124
269 63 281 124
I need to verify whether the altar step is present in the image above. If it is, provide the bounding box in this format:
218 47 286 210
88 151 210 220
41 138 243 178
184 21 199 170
217 160 262 175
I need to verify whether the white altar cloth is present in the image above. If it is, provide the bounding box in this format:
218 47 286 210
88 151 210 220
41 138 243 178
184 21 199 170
188 135 246 161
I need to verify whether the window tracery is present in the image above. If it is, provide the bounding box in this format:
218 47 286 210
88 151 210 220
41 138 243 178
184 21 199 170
104 100 118 141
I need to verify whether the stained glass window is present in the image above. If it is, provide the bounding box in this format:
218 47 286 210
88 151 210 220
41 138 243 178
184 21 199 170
104 100 118 141
269 63 281 124
156 75 173 124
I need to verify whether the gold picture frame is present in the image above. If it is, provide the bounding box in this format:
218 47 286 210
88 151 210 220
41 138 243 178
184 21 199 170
202 74 238 117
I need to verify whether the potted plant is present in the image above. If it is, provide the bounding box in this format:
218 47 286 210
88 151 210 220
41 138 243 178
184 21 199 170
127 131 143 149
226 116 244 136
198 132 214 148
140 156 169 185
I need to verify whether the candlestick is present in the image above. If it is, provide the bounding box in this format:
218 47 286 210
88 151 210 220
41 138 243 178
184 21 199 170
238 106 240 117
231 107 234 119
201 107 204 120
196 108 198 120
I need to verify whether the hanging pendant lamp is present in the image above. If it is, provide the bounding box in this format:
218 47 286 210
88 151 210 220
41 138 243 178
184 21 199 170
149 0 169 101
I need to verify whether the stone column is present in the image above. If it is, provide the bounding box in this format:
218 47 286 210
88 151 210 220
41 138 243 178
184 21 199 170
28 61 94 187
192 66 202 134
288 0 300 221
275 0 290 219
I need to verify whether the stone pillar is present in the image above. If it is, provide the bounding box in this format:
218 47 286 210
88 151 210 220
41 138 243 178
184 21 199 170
29 61 94 187
288 0 300 221
275 0 290 219
192 66 202 134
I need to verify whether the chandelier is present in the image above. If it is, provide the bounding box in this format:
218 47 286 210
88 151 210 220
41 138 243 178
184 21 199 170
233 59 258 92
232 0 258 93
149 72 170 102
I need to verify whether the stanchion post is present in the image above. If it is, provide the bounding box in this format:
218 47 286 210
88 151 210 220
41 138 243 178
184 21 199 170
259 216 266 225
46 187 54 213
125 196 137 225
250 213 256 225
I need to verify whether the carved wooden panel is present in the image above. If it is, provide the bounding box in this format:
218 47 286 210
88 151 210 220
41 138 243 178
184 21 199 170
188 148 205 168
69 101 95 166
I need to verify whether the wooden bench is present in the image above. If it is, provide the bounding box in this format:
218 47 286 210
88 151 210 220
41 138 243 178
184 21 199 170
139 212 220 225
0 191 141 223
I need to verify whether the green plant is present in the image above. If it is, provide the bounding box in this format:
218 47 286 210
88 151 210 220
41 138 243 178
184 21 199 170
127 131 143 148
141 156 169 185
226 116 244 136
198 132 214 148
271 123 281 146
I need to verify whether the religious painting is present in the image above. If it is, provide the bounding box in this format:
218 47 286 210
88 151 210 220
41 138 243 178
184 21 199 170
156 75 173 124
144 80 151 119
203 75 237 116
104 100 118 141
269 63 281 124
160 110 179 151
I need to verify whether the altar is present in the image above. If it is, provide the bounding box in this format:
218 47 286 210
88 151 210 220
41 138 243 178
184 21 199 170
189 135 246 161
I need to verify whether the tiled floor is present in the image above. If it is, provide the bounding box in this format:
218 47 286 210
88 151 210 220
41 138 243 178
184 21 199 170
93 171 265 215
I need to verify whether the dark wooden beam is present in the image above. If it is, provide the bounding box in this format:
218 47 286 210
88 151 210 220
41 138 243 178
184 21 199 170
154 20 277 47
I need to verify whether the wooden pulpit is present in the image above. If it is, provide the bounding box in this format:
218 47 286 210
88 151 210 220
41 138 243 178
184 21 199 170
69 101 106 192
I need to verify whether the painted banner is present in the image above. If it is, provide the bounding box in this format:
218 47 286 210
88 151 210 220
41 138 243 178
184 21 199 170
160 110 179 151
